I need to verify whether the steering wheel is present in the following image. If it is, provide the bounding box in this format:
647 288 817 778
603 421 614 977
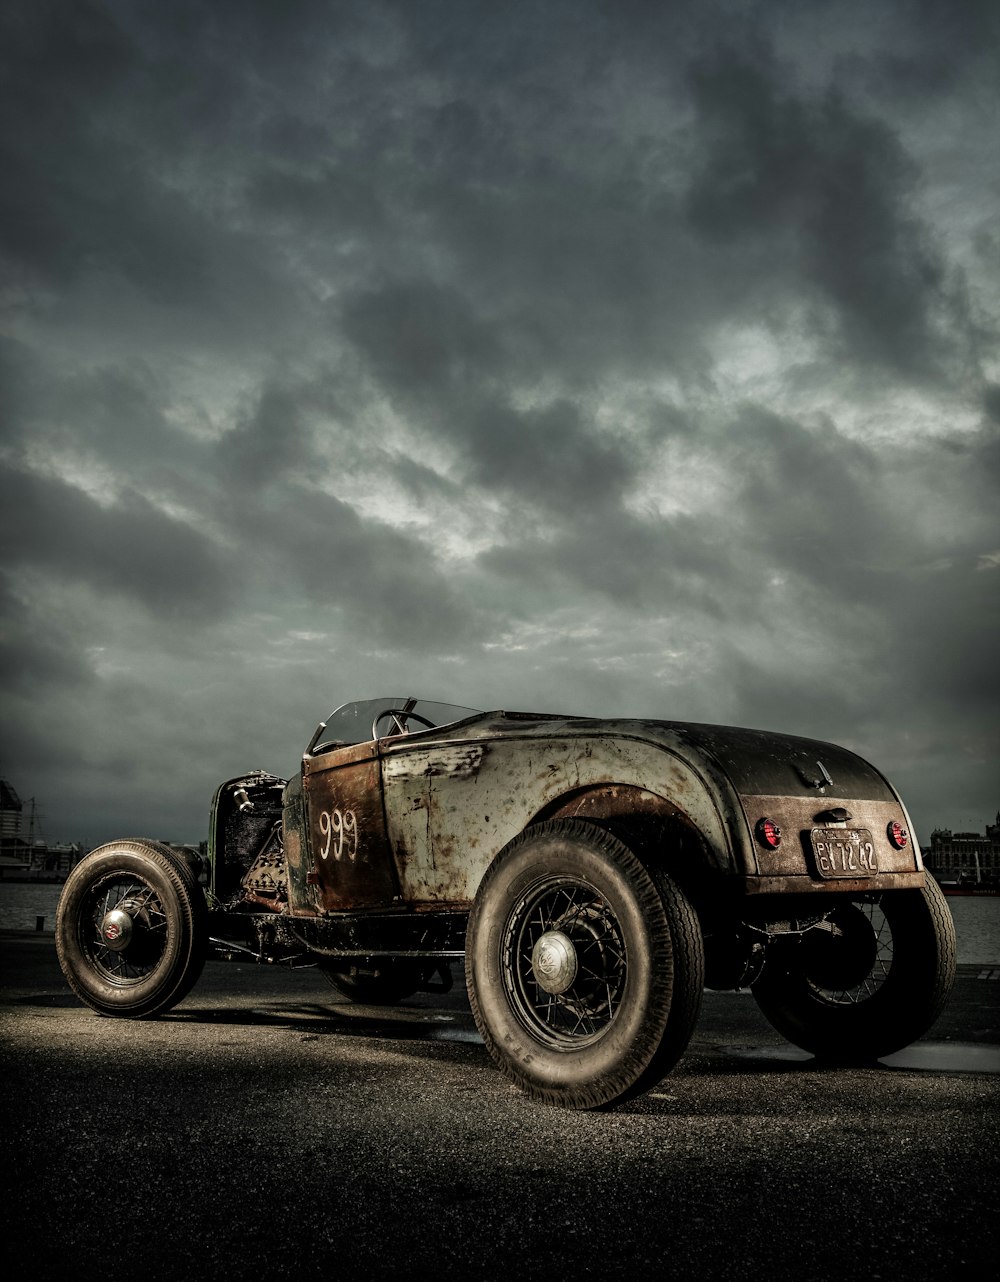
372 709 437 739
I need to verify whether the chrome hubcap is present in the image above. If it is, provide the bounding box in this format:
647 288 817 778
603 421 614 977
100 908 133 952
531 930 578 994
503 877 628 1046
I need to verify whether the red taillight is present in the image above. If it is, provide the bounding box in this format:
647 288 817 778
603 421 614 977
756 817 782 849
887 820 909 849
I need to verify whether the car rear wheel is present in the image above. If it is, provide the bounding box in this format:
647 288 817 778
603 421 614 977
751 877 956 1061
56 839 207 1018
466 819 704 1109
317 958 431 1004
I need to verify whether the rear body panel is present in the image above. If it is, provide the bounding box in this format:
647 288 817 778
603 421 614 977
671 722 922 895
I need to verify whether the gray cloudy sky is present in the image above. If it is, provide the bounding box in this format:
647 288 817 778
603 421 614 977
1 0 998 846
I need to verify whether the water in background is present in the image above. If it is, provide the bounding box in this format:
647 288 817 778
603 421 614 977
0 883 67 934
944 895 1000 965
2 880 998 964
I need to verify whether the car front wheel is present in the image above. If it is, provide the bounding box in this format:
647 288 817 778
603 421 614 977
751 876 956 1060
56 839 207 1018
466 819 704 1109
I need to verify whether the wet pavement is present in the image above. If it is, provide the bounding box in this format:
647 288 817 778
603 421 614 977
2 933 998 1280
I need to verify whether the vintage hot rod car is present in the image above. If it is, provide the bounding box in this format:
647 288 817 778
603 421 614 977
56 696 956 1109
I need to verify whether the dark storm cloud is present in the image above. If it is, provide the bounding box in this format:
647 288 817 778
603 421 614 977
902 560 1000 717
218 476 484 647
299 2 986 415
0 574 93 691
479 505 734 619
224 381 317 489
684 46 951 374
0 462 232 620
481 404 891 609
0 0 996 841
1 2 201 298
343 281 636 511
724 413 1000 734
869 0 1000 97
388 452 466 506
0 342 479 654
1 344 209 493
718 406 907 581
464 399 635 510
342 282 506 403
478 402 1000 767
0 1 300 357
0 336 33 439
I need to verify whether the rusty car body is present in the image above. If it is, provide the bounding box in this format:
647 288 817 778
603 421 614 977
56 695 956 1108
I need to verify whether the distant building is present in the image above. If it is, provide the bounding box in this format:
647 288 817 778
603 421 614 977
923 812 1000 887
1 778 23 842
0 778 85 878
0 779 31 873
2 783 199 879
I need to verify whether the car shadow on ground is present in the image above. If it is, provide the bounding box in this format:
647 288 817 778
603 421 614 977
10 988 997 1071
163 999 487 1043
3 987 484 1042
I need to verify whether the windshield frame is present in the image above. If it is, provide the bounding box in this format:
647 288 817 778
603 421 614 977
306 696 485 752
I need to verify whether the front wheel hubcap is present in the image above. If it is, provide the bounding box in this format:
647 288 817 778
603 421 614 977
100 908 134 952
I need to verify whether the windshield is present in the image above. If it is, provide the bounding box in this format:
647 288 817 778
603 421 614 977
311 697 484 749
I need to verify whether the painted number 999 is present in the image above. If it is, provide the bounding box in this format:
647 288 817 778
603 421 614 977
318 808 359 861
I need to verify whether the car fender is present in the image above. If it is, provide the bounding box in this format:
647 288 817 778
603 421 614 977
380 731 738 906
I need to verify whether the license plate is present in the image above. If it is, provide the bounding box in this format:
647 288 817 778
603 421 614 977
811 828 878 878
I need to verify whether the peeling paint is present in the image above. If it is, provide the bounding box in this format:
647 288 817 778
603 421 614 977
380 731 734 903
383 744 486 782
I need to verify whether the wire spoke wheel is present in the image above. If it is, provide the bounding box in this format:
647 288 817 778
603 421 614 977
466 819 704 1109
751 879 956 1061
82 874 171 985
56 839 207 1018
802 899 892 1005
504 878 628 1047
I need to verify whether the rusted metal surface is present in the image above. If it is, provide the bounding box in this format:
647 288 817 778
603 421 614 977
207 770 286 904
214 705 926 921
741 870 925 895
301 740 400 911
380 727 735 905
541 784 689 825
666 722 898 802
288 710 924 910
739 793 922 882
284 910 467 958
61 695 955 1099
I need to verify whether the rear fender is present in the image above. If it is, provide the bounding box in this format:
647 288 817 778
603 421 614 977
381 733 737 905
535 783 727 901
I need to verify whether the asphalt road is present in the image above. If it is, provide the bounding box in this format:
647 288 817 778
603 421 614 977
2 934 998 1281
